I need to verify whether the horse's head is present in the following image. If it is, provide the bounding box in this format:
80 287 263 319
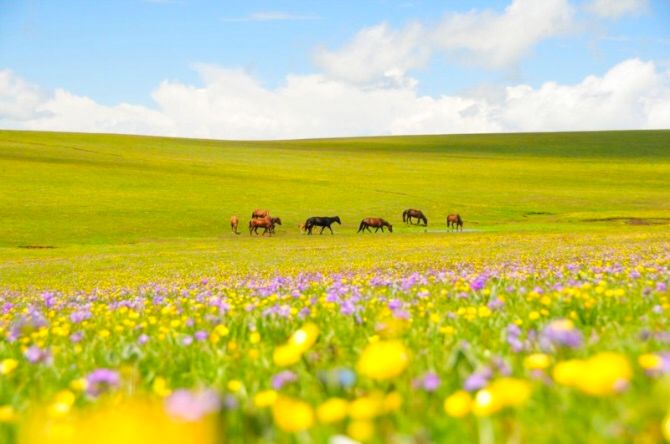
334 216 341 224
387 222 393 233
274 217 282 225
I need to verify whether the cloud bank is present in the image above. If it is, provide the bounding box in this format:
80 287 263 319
1 58 668 140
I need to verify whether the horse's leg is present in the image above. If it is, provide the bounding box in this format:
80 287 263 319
328 225 334 234
319 226 325 235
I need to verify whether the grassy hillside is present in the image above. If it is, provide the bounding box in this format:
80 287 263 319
1 129 668 288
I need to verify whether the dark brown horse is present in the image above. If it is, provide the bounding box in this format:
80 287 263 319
249 216 277 236
402 209 427 226
230 215 240 235
268 217 282 234
446 214 463 231
358 217 393 233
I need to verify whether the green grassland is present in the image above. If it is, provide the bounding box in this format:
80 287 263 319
1 129 669 289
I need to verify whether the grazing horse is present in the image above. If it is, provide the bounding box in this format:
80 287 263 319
358 217 393 233
249 216 276 236
230 215 240 235
305 216 341 235
402 209 427 226
251 209 270 219
268 217 282 234
446 214 463 231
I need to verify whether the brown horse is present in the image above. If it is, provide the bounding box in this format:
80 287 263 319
446 214 463 231
249 216 276 236
402 209 427 226
230 215 240 235
251 209 270 219
358 217 393 233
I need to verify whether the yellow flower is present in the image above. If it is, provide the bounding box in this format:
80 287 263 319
0 405 16 423
48 390 76 418
488 378 531 407
574 353 632 396
273 344 302 367
249 332 261 344
444 390 472 418
316 398 349 424
349 394 384 420
472 389 502 417
253 390 278 408
356 340 409 380
70 378 88 392
383 392 403 413
272 396 314 433
637 353 662 371
552 360 585 387
662 412 670 442
347 420 375 442
524 353 551 370
227 380 242 393
0 358 18 376
288 323 319 354
153 377 171 397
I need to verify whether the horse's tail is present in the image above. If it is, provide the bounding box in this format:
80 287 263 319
358 220 366 233
402 210 407 222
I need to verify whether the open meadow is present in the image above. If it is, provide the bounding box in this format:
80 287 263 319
1 130 669 443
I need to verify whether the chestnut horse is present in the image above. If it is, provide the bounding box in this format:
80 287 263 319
230 215 240 235
358 217 393 233
252 209 270 219
249 216 278 236
402 209 427 226
446 214 463 231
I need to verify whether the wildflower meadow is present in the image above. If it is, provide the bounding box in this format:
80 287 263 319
1 130 669 443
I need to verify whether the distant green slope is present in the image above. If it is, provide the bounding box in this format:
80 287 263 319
1 130 669 248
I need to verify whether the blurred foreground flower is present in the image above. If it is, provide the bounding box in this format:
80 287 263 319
356 340 409 380
272 395 314 433
19 398 218 444
273 323 319 367
553 353 631 396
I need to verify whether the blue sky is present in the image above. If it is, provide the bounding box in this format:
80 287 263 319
1 0 669 139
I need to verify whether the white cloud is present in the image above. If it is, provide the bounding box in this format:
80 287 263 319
0 70 49 121
222 11 319 23
585 0 648 19
432 0 574 68
313 22 430 87
314 0 574 85
1 59 668 139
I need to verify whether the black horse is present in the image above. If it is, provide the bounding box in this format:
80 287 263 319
304 216 341 235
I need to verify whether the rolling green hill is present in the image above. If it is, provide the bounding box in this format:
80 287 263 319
1 129 669 288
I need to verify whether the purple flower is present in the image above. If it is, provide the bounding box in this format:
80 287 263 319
414 372 440 392
182 336 194 346
138 334 149 345
165 389 221 421
24 346 51 364
271 370 297 390
464 369 491 391
541 319 583 349
194 331 208 341
470 276 487 292
86 368 120 396
70 331 84 343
